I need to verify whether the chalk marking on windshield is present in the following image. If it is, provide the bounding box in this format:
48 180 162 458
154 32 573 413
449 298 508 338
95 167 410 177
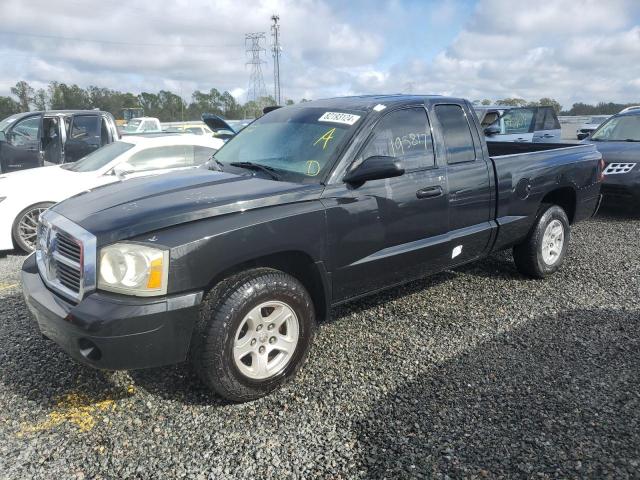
313 128 336 150
306 160 321 176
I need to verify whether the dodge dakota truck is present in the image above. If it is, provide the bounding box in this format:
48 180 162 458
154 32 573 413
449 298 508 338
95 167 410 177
22 95 603 402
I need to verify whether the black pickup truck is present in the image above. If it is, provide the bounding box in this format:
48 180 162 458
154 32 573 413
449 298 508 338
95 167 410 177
22 95 603 402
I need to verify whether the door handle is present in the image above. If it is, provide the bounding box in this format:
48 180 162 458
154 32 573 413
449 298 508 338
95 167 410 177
416 186 443 199
542 134 555 138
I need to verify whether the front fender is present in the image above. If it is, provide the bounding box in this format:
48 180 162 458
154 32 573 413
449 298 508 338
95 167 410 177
129 200 328 294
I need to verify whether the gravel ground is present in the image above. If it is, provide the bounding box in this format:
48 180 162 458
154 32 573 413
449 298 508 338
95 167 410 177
0 207 639 479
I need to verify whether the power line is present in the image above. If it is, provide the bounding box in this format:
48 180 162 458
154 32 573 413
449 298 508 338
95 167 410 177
271 14 282 105
0 31 243 49
245 32 268 105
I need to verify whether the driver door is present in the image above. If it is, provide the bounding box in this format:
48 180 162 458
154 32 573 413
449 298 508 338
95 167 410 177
323 106 450 302
0 114 43 172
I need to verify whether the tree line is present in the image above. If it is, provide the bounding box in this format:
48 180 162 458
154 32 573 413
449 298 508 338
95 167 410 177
2 81 637 120
0 80 299 122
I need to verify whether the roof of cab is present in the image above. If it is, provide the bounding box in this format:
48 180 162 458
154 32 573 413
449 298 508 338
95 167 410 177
295 94 459 112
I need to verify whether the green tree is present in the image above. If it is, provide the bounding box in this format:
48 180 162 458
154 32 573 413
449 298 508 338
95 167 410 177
285 99 294 105
481 99 492 105
0 96 21 119
48 82 90 109
496 98 528 107
11 81 34 111
32 88 48 110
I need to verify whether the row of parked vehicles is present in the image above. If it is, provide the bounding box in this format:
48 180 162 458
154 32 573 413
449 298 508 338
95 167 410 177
2 94 638 402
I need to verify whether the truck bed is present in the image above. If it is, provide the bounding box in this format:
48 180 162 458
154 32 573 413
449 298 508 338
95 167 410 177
488 141 602 252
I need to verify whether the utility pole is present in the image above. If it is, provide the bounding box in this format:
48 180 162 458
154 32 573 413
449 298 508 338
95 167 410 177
271 14 281 105
245 32 268 110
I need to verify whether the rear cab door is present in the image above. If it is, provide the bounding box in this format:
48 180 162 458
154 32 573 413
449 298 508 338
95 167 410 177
430 100 495 265
65 114 100 163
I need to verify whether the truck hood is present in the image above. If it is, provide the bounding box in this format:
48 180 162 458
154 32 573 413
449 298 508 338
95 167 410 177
590 141 640 164
52 169 323 245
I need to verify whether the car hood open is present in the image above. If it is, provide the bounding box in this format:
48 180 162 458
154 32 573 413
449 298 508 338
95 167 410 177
201 114 235 133
52 169 323 246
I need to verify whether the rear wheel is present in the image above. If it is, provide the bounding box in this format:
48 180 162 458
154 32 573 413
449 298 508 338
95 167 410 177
513 204 570 278
190 268 316 402
12 202 53 252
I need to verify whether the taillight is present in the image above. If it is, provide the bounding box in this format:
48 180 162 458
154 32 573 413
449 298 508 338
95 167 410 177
597 158 606 182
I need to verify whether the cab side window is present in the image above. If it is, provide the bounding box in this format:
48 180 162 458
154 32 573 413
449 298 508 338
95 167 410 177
71 115 98 140
9 116 40 147
125 145 192 172
543 108 560 130
434 105 476 164
358 107 435 170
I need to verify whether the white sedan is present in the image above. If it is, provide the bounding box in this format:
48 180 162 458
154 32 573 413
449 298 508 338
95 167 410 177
0 134 224 252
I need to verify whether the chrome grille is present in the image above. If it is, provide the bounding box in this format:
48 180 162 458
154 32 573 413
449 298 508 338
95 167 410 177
36 210 97 302
603 163 636 175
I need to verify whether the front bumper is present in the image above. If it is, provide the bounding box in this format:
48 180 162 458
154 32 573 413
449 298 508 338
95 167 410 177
21 254 203 370
601 169 640 205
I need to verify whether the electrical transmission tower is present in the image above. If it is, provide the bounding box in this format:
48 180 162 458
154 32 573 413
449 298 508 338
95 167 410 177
271 14 282 105
245 32 268 105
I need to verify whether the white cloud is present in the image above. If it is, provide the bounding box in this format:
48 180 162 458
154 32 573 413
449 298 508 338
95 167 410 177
0 0 639 109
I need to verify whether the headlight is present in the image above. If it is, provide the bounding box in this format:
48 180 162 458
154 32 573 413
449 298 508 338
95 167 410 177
98 243 169 296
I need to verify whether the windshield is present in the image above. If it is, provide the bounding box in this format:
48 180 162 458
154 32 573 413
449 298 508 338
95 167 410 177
589 116 608 124
0 114 21 133
591 115 640 141
123 120 142 133
62 141 135 172
212 107 361 183
489 108 535 134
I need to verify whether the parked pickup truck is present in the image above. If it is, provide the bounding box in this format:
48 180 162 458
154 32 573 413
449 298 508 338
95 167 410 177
22 95 603 402
0 110 119 173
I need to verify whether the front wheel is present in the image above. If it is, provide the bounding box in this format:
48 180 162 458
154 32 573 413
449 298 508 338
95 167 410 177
190 268 316 402
12 202 54 252
513 204 570 278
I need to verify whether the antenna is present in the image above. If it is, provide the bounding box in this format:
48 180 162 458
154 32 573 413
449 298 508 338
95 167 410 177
271 14 282 105
245 32 268 107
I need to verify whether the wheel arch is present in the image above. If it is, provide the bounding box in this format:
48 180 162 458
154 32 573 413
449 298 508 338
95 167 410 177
540 187 576 223
205 250 331 324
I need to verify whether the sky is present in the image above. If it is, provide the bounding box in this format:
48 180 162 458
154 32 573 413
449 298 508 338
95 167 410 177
1 0 639 110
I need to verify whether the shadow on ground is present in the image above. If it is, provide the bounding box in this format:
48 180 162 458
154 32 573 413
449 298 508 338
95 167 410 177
354 307 640 478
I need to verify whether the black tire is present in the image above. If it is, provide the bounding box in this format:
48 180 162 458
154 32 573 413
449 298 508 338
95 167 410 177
513 204 570 279
12 202 54 252
190 268 316 402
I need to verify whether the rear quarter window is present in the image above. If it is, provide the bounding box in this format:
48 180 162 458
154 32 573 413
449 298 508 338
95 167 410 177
434 105 476 164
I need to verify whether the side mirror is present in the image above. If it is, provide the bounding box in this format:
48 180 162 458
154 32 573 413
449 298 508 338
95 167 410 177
484 126 501 136
112 163 131 177
344 155 404 185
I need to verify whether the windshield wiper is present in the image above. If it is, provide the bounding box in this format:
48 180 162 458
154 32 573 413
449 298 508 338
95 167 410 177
229 161 281 181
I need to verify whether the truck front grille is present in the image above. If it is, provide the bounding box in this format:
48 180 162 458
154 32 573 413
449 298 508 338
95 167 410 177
36 211 96 302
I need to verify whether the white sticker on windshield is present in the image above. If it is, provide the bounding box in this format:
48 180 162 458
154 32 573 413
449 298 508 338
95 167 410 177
373 104 386 112
318 112 361 126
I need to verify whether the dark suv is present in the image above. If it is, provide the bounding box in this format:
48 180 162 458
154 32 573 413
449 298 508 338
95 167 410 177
0 110 119 173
